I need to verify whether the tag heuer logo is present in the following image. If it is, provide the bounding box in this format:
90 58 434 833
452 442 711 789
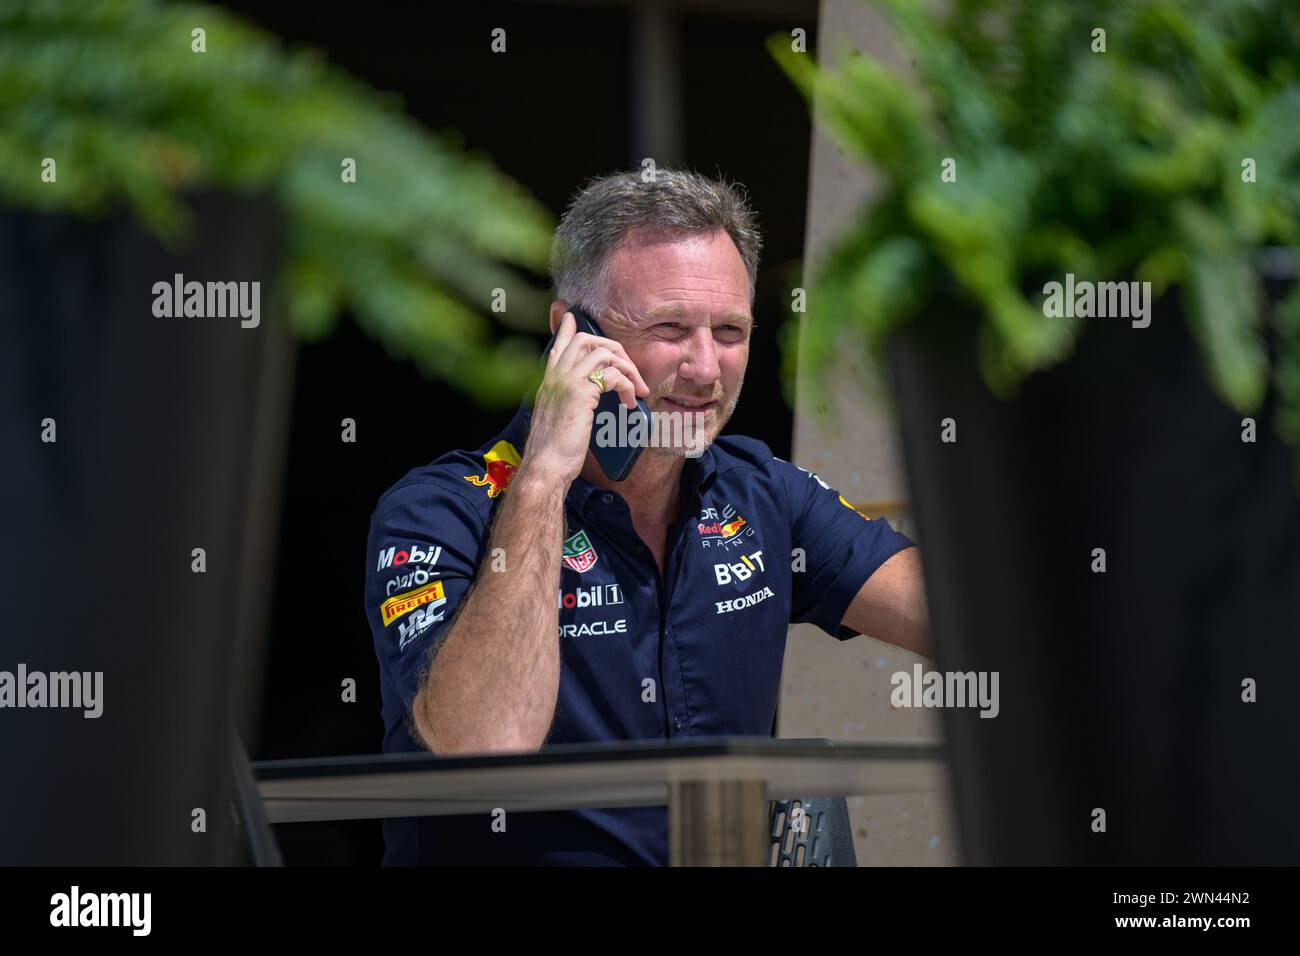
562 529 598 573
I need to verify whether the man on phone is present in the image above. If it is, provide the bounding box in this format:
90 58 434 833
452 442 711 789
364 168 930 865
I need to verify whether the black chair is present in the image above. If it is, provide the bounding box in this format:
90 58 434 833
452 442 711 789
767 738 858 866
768 796 858 866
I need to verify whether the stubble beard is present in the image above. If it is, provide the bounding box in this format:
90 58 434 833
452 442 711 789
645 377 744 460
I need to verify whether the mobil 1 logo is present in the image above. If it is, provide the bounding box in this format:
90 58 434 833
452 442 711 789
377 543 443 595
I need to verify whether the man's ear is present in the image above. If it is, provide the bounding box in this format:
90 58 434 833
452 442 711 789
548 301 572 334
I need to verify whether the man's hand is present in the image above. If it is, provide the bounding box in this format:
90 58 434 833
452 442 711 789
525 310 649 485
841 547 931 658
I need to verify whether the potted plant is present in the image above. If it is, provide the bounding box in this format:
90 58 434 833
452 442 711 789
0 0 552 863
773 0 1300 864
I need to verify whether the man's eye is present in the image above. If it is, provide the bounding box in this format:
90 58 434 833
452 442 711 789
656 322 686 332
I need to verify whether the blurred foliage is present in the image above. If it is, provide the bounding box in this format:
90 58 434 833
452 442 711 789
0 0 556 405
771 0 1300 465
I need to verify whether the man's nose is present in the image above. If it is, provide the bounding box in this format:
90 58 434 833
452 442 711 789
677 326 721 384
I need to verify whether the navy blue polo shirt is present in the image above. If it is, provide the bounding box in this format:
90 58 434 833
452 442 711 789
364 401 913 866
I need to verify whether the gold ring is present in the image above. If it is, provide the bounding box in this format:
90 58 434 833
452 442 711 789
587 369 606 393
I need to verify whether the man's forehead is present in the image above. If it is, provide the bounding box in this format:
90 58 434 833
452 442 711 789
608 227 745 272
605 228 751 319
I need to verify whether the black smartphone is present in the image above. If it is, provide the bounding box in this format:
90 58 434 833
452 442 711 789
542 306 651 481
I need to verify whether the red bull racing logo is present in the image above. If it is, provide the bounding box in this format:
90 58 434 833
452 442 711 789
697 503 755 550
463 440 522 499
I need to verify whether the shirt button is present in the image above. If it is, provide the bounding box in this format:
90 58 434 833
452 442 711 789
674 717 682 730
601 492 614 504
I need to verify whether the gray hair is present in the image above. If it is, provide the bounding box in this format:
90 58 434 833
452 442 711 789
550 168 763 318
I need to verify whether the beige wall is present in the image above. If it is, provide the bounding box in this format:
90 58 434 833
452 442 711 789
776 0 958 865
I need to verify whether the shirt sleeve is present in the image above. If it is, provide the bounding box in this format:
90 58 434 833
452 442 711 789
781 461 915 640
364 481 488 723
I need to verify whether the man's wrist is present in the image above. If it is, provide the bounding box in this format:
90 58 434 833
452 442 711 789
509 457 571 507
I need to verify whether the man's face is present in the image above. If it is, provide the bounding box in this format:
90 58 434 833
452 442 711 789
588 227 752 456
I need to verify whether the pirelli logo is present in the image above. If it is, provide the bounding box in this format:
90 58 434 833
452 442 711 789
380 580 446 627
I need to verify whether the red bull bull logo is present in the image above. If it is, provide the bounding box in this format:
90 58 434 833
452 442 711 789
719 516 747 538
464 440 522 498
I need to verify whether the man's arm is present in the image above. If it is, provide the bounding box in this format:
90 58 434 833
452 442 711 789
410 309 648 756
411 462 567 755
840 546 931 658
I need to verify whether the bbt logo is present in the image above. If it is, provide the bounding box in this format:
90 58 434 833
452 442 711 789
714 550 765 585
